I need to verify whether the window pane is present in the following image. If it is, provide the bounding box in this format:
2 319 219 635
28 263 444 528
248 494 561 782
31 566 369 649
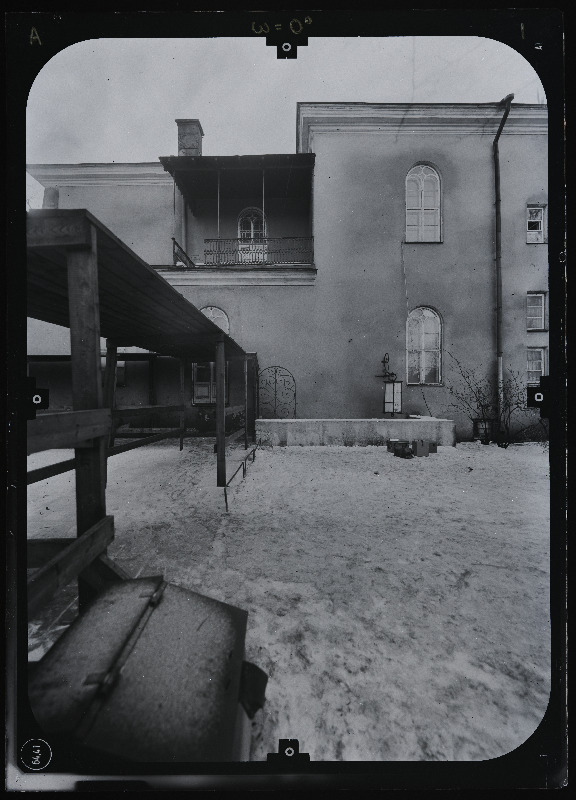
407 317 421 349
406 178 420 208
527 349 543 384
527 295 544 328
528 208 543 221
423 331 440 350
195 363 211 382
423 350 439 383
407 350 420 383
422 176 438 208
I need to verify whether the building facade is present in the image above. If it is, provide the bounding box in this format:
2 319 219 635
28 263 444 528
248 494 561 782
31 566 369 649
27 102 548 439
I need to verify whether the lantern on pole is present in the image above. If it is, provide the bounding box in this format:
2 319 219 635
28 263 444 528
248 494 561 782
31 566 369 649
376 353 402 417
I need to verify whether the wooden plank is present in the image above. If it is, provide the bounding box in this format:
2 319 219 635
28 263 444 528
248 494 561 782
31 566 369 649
27 210 92 249
27 516 114 618
106 429 184 456
215 338 226 487
27 409 111 455
27 427 185 483
27 458 76 484
112 405 185 419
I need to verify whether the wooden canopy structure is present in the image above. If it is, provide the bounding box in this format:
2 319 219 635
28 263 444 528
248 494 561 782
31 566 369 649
27 208 254 614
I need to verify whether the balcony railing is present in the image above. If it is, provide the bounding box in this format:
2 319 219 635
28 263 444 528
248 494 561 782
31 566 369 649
204 237 314 266
172 238 196 268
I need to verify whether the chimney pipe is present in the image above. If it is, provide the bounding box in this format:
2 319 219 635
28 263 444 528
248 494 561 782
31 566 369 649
176 119 204 156
42 187 59 209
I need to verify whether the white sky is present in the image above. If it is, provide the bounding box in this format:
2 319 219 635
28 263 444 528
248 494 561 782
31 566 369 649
26 36 545 205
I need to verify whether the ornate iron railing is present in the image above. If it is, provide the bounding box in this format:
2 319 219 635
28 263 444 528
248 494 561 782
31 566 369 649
204 237 314 266
172 237 196 268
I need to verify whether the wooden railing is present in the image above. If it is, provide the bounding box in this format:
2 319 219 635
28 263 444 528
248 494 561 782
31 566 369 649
204 237 314 266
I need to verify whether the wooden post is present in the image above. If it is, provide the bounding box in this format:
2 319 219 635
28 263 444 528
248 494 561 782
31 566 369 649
66 225 106 609
148 355 157 405
244 355 249 450
103 340 118 448
215 337 226 486
217 170 221 239
179 358 186 451
148 354 157 428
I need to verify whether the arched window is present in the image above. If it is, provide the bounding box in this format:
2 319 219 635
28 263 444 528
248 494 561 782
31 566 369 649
406 307 442 384
405 165 441 242
193 307 230 403
237 208 267 263
199 306 230 334
238 207 266 240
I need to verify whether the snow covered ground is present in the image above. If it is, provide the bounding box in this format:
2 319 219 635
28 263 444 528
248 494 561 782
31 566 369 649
27 438 550 762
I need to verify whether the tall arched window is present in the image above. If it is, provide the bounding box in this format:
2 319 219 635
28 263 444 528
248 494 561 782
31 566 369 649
406 307 442 384
237 207 267 263
405 165 441 242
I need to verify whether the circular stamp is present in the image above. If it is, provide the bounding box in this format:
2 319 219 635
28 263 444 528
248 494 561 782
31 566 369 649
20 739 52 771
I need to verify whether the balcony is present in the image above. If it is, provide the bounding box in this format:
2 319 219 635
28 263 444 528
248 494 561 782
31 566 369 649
204 237 313 267
169 237 316 286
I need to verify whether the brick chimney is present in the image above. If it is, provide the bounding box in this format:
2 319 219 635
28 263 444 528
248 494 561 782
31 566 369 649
42 187 59 208
176 119 204 156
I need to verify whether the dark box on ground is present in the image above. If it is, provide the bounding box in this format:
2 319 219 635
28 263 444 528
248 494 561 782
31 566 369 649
28 577 264 762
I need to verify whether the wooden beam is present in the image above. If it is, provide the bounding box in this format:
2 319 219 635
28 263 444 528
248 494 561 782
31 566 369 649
244 355 249 450
27 458 76 484
27 428 185 483
215 337 226 487
27 409 111 455
112 405 185 419
148 355 157 404
27 209 92 249
107 429 184 456
179 359 186 451
27 516 114 618
103 340 118 448
67 224 107 610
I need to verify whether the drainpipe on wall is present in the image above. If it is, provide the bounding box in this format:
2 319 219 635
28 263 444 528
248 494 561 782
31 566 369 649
493 93 514 427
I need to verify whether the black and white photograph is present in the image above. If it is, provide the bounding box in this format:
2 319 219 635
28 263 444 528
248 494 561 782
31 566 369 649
6 9 566 791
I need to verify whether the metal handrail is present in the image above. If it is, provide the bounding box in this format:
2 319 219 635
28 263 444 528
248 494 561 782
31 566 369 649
204 237 314 266
172 237 196 268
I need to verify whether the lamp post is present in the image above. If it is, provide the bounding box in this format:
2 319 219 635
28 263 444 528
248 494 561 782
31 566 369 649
376 353 402 417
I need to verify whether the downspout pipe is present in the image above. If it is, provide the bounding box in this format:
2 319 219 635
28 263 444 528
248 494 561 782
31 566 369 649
493 93 514 426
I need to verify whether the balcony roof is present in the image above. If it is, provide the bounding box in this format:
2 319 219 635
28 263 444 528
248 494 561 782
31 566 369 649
27 209 247 361
159 153 315 202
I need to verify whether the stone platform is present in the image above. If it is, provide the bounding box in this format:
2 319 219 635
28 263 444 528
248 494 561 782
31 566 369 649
256 417 456 447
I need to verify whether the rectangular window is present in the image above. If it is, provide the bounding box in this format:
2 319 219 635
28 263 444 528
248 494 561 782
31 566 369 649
527 204 547 244
527 347 546 386
527 292 546 330
192 362 229 404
